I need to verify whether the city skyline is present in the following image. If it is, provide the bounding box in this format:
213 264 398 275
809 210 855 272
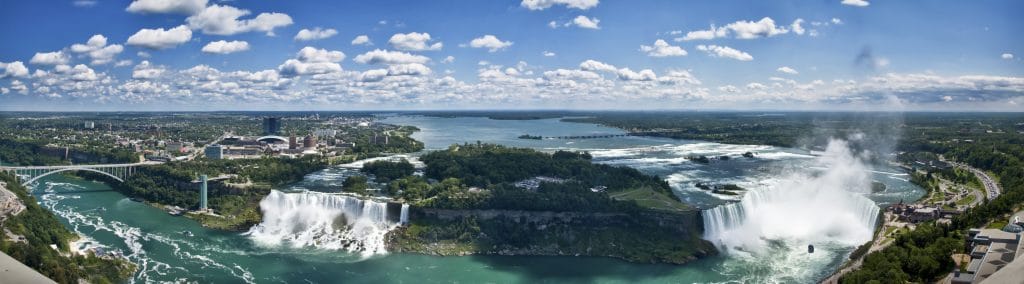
1 0 1022 111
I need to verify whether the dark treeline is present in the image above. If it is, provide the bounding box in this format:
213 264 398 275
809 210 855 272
0 138 137 166
842 223 962 283
564 112 816 147
361 159 415 183
402 143 676 212
0 173 134 283
421 143 667 195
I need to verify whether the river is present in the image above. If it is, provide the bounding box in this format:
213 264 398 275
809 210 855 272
30 114 924 283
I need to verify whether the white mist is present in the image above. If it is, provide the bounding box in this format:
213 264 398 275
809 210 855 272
245 190 402 257
702 139 880 253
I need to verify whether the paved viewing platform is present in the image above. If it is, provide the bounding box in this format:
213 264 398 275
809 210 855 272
1 251 56 284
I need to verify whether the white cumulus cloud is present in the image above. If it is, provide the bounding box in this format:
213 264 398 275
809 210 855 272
639 39 687 57
521 0 598 10
132 60 166 79
126 0 207 15
297 46 345 63
276 47 346 77
185 4 293 36
358 69 388 82
294 27 338 41
126 25 193 49
30 51 71 65
678 26 724 41
469 35 513 52
777 66 799 74
841 0 870 7
63 64 99 81
697 45 753 61
389 32 443 51
679 17 789 41
1002 53 1014 60
352 35 371 45
725 17 789 39
70 34 124 65
0 61 30 78
791 19 805 35
617 68 657 81
579 59 616 72
572 15 600 29
387 63 432 76
201 40 250 54
353 49 430 65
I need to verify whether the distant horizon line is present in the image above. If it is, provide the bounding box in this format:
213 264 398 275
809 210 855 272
1 109 1022 114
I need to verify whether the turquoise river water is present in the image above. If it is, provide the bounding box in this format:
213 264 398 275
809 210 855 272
29 115 924 283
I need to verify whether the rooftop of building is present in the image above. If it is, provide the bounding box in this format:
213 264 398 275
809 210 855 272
971 229 1022 283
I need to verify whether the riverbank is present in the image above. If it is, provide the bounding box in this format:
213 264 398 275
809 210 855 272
827 159 993 283
0 174 135 284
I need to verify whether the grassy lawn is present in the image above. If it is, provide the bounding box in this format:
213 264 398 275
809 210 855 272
987 220 1009 229
925 188 946 204
609 187 690 212
956 192 977 206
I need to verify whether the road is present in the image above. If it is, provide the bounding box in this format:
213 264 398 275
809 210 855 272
950 161 1001 200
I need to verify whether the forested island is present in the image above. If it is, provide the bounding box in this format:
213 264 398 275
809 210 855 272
352 144 717 264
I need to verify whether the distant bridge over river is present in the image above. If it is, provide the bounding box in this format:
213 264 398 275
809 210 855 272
0 162 162 186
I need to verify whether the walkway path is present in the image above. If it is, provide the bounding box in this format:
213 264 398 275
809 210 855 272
0 251 56 284
819 213 896 284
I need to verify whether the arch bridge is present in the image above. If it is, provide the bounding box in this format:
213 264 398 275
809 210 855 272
0 162 157 186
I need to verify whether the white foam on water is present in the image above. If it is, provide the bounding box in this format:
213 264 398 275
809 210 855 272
37 181 256 284
701 139 880 282
584 142 811 163
337 155 424 169
245 190 403 258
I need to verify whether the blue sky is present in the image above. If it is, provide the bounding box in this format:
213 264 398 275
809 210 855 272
0 0 1022 111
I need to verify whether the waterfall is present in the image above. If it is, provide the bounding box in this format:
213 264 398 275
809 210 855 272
399 204 409 225
245 190 405 256
701 139 881 254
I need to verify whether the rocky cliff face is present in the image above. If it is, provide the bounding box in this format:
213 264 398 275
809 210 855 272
386 207 716 264
0 182 27 222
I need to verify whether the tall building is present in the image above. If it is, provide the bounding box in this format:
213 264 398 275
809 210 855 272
262 117 281 135
83 121 95 129
372 133 390 145
288 136 298 149
200 174 208 211
204 144 223 160
303 135 317 149
313 129 337 137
